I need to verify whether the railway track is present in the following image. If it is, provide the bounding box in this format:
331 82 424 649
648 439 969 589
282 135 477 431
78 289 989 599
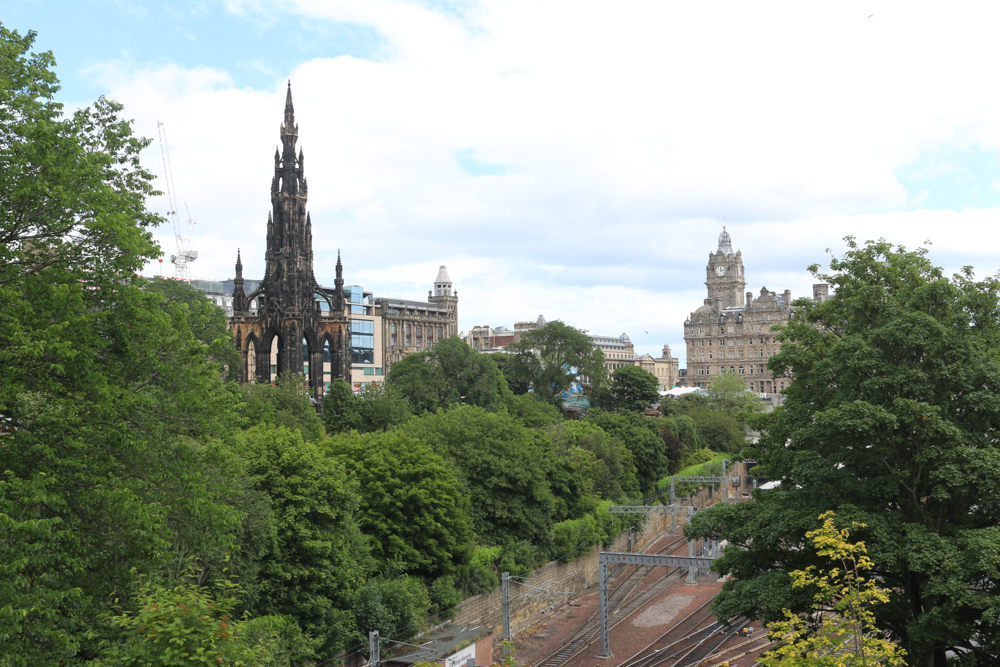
622 608 773 667
530 535 689 667
621 616 746 667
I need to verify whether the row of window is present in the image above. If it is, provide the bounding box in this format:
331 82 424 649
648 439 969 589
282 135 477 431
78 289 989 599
693 337 776 347
694 364 770 376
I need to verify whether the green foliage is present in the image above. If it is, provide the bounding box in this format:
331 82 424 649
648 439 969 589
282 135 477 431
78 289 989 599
321 379 411 434
353 577 430 647
141 277 240 380
687 239 1000 665
759 512 907 667
462 546 502 593
231 425 372 657
601 365 660 411
237 614 320 667
661 414 700 450
239 376 325 442
427 575 463 615
678 448 718 471
96 573 266 667
684 407 745 453
320 377 365 433
704 369 763 418
505 321 606 406
506 392 565 427
386 337 512 413
658 425 685 475
400 407 555 546
584 409 667 495
0 27 246 660
324 430 475 578
552 513 604 562
545 421 640 502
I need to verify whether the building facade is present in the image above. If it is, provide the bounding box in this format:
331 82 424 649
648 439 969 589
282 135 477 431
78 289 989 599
683 228 829 393
228 83 351 400
376 266 459 374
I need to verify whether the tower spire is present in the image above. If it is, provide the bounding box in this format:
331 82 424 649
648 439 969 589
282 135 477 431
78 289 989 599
284 80 295 127
232 249 247 315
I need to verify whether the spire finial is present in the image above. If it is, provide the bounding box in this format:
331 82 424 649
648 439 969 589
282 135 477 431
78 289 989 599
283 80 295 128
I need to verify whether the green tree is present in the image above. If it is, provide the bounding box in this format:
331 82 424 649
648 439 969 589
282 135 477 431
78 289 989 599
545 421 640 502
602 364 660 411
506 392 565 428
400 406 555 546
0 26 244 662
386 337 511 413
231 425 372 657
95 572 268 667
353 577 430 648
142 277 241 380
662 414 700 450
321 379 411 434
759 512 906 667
240 375 325 442
321 377 366 433
506 321 606 406
324 430 475 578
584 409 667 495
687 239 1000 666
684 406 745 453
704 369 763 417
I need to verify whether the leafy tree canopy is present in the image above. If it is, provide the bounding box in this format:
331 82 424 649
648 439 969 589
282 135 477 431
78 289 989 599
545 421 640 502
506 321 606 406
324 430 475 578
386 337 511 413
704 369 763 418
599 364 660 411
0 25 244 663
229 425 373 656
584 409 667 495
687 238 1000 666
239 375 325 442
400 406 555 546
321 379 411 434
759 512 906 667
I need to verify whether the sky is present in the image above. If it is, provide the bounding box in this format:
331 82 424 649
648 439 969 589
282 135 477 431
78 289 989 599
6 0 1000 365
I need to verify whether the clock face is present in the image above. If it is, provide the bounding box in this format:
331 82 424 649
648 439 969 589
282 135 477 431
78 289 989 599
715 265 727 277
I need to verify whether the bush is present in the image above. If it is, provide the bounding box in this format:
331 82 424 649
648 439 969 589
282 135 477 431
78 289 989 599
353 577 430 647
679 448 717 470
238 614 319 666
96 574 266 667
428 575 463 616
552 514 603 562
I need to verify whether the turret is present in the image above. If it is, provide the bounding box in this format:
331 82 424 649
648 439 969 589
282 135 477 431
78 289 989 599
232 249 247 314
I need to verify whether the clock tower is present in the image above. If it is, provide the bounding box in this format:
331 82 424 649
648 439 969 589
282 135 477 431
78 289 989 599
705 228 745 308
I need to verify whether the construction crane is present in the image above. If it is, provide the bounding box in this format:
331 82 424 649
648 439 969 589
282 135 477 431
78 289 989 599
156 121 198 280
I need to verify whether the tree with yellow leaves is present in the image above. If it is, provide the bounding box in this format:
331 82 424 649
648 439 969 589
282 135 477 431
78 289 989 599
759 511 907 667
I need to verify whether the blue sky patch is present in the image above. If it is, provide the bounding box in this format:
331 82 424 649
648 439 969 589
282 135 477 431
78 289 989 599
456 149 508 176
2 0 386 103
895 145 1000 211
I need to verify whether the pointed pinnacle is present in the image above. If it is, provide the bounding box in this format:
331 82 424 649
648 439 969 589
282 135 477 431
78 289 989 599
284 80 294 123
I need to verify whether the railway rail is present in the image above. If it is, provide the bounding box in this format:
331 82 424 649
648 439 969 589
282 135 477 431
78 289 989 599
529 534 689 667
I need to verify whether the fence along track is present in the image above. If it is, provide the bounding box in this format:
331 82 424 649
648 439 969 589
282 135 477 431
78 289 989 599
530 535 688 667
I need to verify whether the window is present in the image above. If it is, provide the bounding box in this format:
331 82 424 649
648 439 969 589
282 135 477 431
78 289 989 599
375 368 383 376
738 366 744 375
727 325 734 333
363 367 374 376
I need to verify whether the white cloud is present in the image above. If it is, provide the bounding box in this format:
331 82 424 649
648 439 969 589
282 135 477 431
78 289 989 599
97 0 1000 364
